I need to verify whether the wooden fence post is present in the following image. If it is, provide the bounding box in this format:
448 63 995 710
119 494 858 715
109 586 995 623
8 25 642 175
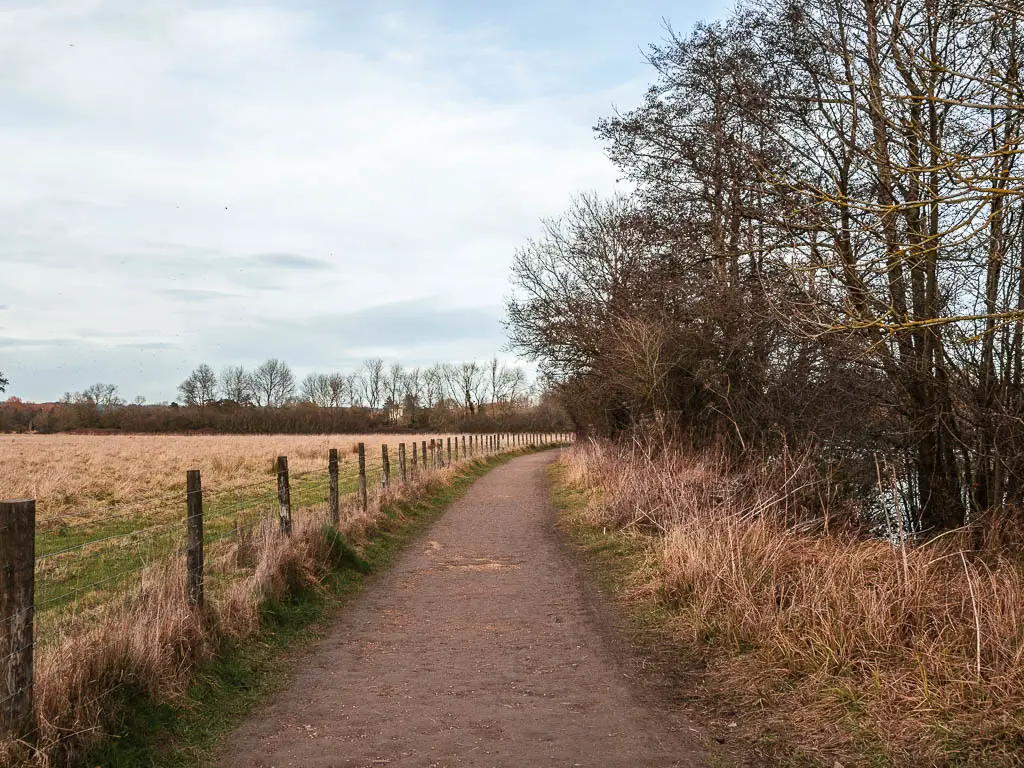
421 440 427 468
399 443 407 484
447 437 452 464
462 435 467 458
277 456 292 535
382 444 390 489
186 470 204 608
358 443 368 512
454 435 459 461
411 440 418 476
0 498 35 742
329 448 340 526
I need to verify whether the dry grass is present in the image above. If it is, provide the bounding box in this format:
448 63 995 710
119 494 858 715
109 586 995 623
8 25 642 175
562 439 1024 765
1 443 501 767
0 433 437 520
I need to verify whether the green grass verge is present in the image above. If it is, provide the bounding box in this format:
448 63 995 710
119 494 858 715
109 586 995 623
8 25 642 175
81 449 539 768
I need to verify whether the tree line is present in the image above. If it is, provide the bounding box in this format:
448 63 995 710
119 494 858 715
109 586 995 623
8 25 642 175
507 0 1024 532
0 358 569 434
176 357 530 412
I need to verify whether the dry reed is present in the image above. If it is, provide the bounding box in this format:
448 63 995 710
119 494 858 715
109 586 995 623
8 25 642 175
562 439 1024 765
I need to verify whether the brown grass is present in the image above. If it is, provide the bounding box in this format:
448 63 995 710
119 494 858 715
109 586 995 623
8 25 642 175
0 433 434 520
561 439 1024 765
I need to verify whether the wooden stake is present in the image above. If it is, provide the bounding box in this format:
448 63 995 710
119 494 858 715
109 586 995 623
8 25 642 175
0 498 35 741
186 470 204 607
329 448 340 526
277 456 292 535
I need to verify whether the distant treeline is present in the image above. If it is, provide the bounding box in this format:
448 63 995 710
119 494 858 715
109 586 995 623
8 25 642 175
0 357 571 434
0 398 569 435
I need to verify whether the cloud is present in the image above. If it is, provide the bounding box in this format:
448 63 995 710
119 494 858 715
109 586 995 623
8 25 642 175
240 253 332 271
156 289 236 303
0 0 731 401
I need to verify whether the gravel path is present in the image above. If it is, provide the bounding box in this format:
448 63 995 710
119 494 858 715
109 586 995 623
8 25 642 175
217 451 708 767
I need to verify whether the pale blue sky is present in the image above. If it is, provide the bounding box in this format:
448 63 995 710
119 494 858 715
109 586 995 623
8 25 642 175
0 0 733 402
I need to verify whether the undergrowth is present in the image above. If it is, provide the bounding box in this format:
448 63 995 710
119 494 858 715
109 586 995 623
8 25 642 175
550 440 1024 767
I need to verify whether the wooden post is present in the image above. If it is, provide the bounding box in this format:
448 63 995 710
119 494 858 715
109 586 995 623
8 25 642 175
358 443 368 512
399 443 408 484
421 440 427 468
277 456 292 535
0 499 35 741
447 437 452 464
186 470 204 607
382 444 390 489
411 440 418 476
329 448 340 526
454 435 459 461
429 439 435 468
462 435 467 458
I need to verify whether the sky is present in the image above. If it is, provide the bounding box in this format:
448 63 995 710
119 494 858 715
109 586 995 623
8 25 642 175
0 0 731 403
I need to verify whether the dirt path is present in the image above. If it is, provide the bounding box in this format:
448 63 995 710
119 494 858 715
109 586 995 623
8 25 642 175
217 451 709 767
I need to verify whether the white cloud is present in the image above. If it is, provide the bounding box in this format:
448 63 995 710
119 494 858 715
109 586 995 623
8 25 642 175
0 0 644 400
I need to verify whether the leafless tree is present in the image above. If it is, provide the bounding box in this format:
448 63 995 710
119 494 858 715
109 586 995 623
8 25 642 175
385 362 405 405
220 365 253 405
178 363 218 407
359 358 385 409
423 364 445 407
251 358 296 408
301 373 334 407
80 383 124 408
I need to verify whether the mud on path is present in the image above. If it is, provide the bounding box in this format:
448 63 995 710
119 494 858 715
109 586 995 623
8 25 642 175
217 451 709 767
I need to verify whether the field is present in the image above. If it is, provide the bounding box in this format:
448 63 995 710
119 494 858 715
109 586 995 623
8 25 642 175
0 433 443 517
0 433 505 629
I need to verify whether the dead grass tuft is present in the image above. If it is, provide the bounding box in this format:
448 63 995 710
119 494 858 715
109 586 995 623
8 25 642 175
563 439 1024 765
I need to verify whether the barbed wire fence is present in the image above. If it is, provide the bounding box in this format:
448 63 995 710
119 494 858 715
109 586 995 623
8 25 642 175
0 431 570 754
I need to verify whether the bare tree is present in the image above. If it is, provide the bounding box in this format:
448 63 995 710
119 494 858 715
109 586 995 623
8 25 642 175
403 366 423 407
301 373 334 407
360 358 385 409
385 362 405 405
220 365 254 405
178 363 218 407
80 383 124 408
346 372 363 407
251 358 296 407
423 364 445 407
325 373 347 407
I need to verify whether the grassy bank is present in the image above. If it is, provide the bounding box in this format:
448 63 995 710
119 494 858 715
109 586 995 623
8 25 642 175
548 443 1024 767
4 449 535 768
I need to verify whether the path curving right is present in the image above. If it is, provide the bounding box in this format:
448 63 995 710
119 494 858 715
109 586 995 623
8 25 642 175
218 451 708 767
